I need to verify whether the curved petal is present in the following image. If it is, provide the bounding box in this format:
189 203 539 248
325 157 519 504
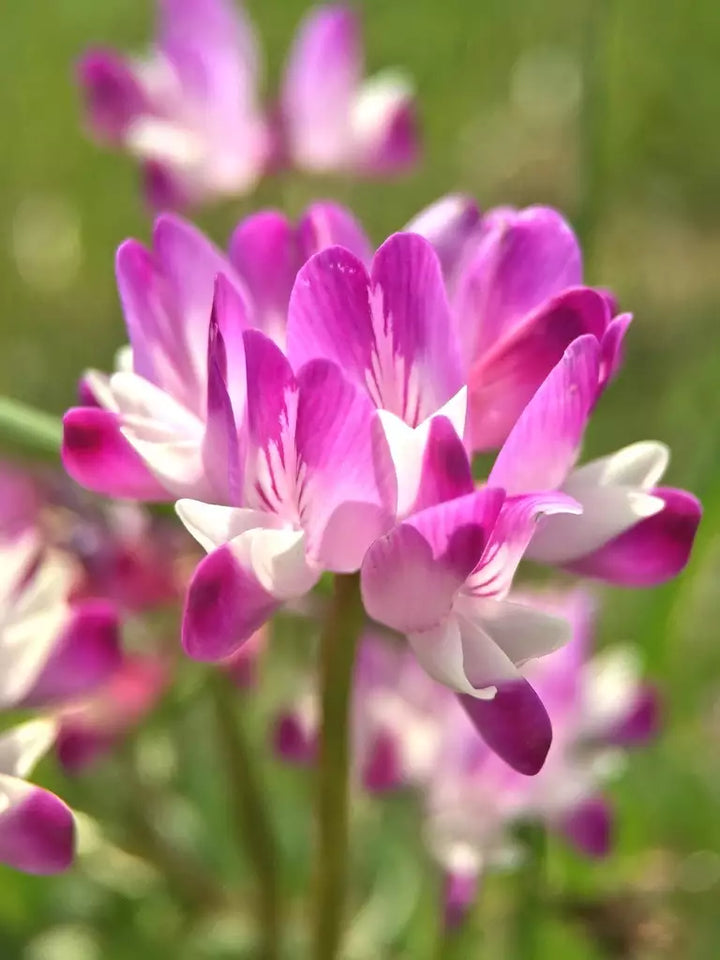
404 194 482 284
488 334 601 494
21 601 121 709
599 312 632 390
62 407 170 501
182 530 318 661
229 211 298 346
604 685 661 746
296 360 396 571
0 777 75 874
361 489 504 634
298 201 373 265
0 720 57 779
468 288 608 451
281 5 361 170
565 487 701 585
351 71 419 173
176 501 280 554
456 205 583 358
76 49 147 143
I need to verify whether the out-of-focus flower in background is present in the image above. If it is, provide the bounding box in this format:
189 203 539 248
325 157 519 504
76 1 419 210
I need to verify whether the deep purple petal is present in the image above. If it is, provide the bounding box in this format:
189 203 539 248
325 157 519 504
362 729 402 792
565 487 701 586
558 796 613 858
76 49 147 143
273 711 317 764
21 601 121 709
62 407 170 501
0 781 75 875
604 685 661 746
243 329 297 458
458 678 552 775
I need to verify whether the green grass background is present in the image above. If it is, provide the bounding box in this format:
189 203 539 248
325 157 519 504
1 1 720 957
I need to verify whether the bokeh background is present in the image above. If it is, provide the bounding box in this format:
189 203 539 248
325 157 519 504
1 1 720 957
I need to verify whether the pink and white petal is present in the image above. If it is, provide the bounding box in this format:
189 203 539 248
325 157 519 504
379 404 472 519
287 245 373 378
158 0 262 121
0 776 74 875
468 289 607 451
76 49 148 144
21 601 121 709
182 529 317 660
298 201 373 265
229 211 299 346
370 232 463 423
351 71 419 174
62 407 170 501
488 335 601 494
176 500 280 554
361 489 504 634
566 441 670 492
296 360 396 571
557 797 613 858
281 5 361 170
459 599 571 673
404 194 482 285
565 487 701 585
0 720 57 779
209 272 251 412
604 685 661 746
408 617 486 695
243 329 297 454
444 870 479 930
456 206 583 357
466 493 582 600
141 160 195 212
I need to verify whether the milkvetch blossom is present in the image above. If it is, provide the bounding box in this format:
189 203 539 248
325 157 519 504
177 328 395 662
62 205 368 502
488 332 701 584
0 532 122 874
78 1 418 209
422 589 659 927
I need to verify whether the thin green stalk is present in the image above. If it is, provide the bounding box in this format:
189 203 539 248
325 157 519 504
313 573 365 960
576 0 616 272
512 823 547 958
210 671 281 960
0 396 62 455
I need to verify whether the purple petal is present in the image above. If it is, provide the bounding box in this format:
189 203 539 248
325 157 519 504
0 779 74 874
295 359 396 571
599 312 632 391
456 205 583 359
352 77 419 174
21 601 121 709
273 712 317 764
558 796 613 858
362 729 402 792
566 487 701 586
141 160 193 212
243 329 297 460
62 407 170 501
404 194 482 285
604 685 661 746
281 5 361 170
444 869 479 930
229 211 299 344
459 678 552 775
468 288 608 452
288 234 462 426
361 489 504 634
76 49 147 143
298 202 373 265
56 726 114 774
182 544 281 662
408 413 475 514
489 335 601 494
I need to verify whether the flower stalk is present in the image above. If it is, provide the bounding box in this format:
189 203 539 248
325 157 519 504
314 574 365 960
0 396 62 455
512 823 547 958
210 671 281 960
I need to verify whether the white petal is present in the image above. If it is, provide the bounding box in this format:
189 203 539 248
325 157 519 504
231 527 319 601
176 501 280 554
569 441 669 491
408 616 496 698
0 720 57 779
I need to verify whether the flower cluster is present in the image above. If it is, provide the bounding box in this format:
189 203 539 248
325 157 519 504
78 0 418 209
276 590 659 928
62 197 700 776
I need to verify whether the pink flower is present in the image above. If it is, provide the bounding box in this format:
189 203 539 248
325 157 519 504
488 335 701 585
177 329 395 661
0 532 122 874
62 205 367 503
77 2 419 209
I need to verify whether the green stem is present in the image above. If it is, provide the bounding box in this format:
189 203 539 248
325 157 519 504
576 0 615 272
210 671 281 960
313 574 365 960
513 823 547 958
0 396 62 455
